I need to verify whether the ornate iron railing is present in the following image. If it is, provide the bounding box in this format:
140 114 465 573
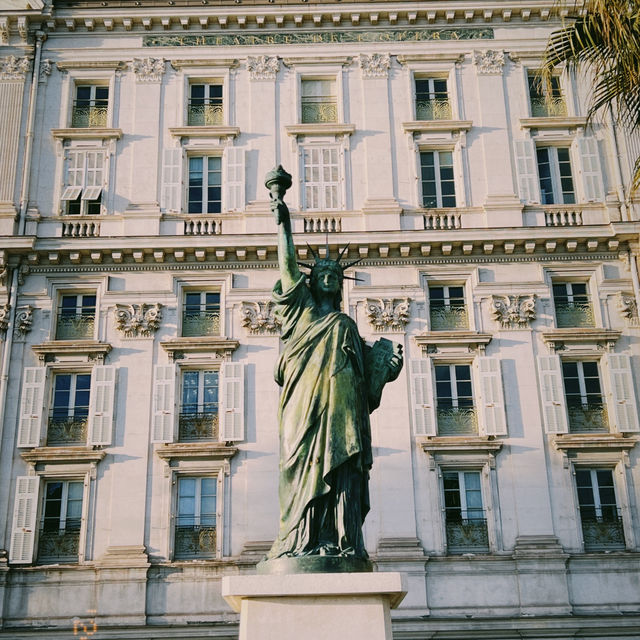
554 302 595 328
568 403 609 433
55 313 95 340
301 101 338 124
430 305 469 330
445 516 489 553
47 415 88 445
580 511 625 549
178 411 218 441
416 98 452 121
37 526 80 563
71 104 108 128
530 97 567 118
187 102 223 126
182 311 221 337
175 523 217 557
437 407 478 436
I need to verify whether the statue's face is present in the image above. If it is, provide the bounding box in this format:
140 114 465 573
310 264 342 298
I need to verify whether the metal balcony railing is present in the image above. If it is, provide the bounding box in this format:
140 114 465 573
37 525 81 563
554 302 595 328
71 103 108 128
437 406 478 436
416 98 452 121
187 102 223 126
55 312 95 340
430 305 469 331
530 97 567 118
175 520 217 557
568 403 609 433
580 509 625 550
178 410 218 441
445 514 489 553
47 413 89 446
181 310 220 337
301 100 338 124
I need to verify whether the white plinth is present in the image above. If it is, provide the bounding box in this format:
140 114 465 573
222 572 407 640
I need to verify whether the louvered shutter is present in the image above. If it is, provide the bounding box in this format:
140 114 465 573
9 476 39 564
577 135 604 202
88 365 117 446
223 147 245 212
477 357 508 436
152 364 176 443
514 139 540 204
17 367 46 448
605 354 640 433
537 355 568 433
410 358 437 436
82 150 105 201
160 148 182 212
220 362 245 441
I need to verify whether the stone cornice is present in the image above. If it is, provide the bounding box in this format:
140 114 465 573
285 123 356 138
160 336 239 360
553 434 638 452
419 436 504 455
402 120 473 134
541 328 622 352
169 58 239 70
155 442 238 462
520 116 588 130
51 128 122 140
56 60 126 71
415 331 493 353
168 125 240 139
20 447 106 466
32 340 112 363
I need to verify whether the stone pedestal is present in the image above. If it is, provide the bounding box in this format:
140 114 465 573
222 572 407 640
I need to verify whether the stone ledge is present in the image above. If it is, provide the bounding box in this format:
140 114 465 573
169 126 240 139
541 328 621 351
20 447 106 466
520 116 588 130
285 123 356 138
95 545 149 569
51 128 122 140
155 442 238 462
553 433 638 451
415 331 492 352
402 120 473 134
32 340 112 363
160 337 239 360
419 436 503 455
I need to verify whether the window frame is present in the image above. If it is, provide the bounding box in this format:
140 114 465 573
54 290 99 341
187 81 224 127
414 75 451 121
526 72 567 118
419 149 457 209
536 145 576 205
298 75 341 125
180 288 223 338
424 274 475 332
551 278 597 329
48 370 93 446
180 69 231 127
178 368 220 442
185 153 223 215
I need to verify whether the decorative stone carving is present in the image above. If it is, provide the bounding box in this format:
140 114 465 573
491 294 536 329
17 16 27 43
0 303 10 333
132 57 165 83
365 298 410 332
0 18 8 46
0 55 31 81
114 303 162 338
472 49 505 75
247 55 279 80
16 306 33 335
618 292 639 325
360 53 391 78
241 301 281 335
39 59 53 83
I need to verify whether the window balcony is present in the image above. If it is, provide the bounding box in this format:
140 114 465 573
182 311 221 337
301 100 338 124
430 305 469 331
437 406 478 436
580 509 625 550
71 103 108 128
55 312 95 340
555 302 595 328
568 403 609 433
416 98 452 121
178 409 219 442
46 413 88 446
187 101 223 126
175 521 217 558
446 514 489 554
530 97 567 118
37 525 80 563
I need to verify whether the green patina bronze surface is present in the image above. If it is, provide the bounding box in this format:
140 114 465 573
258 166 403 575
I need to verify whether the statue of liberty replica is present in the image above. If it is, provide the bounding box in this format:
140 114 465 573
259 166 403 574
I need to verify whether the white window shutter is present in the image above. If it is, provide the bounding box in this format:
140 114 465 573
605 354 640 433
514 139 540 204
88 365 117 446
223 147 245 212
537 355 568 433
9 476 39 564
160 148 182 212
220 362 245 441
577 135 604 202
152 364 176 443
477 357 508 436
410 358 437 436
17 367 46 448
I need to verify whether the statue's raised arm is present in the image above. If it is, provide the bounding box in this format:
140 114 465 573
265 166 300 292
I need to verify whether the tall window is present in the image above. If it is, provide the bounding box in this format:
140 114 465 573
435 364 476 435
188 83 223 126
552 282 594 328
303 147 340 211
38 480 83 563
72 85 108 128
443 471 488 553
537 147 575 205
56 293 96 340
175 476 217 558
415 78 450 120
429 285 468 331
576 469 625 550
528 74 566 118
180 370 219 441
188 156 222 214
420 151 456 208
48 373 91 445
301 78 337 124
562 361 608 432
61 149 105 215
182 291 221 337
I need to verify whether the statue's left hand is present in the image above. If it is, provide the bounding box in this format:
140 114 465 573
386 345 403 382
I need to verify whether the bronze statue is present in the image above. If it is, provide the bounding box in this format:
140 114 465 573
259 166 403 573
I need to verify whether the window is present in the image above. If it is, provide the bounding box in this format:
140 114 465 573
302 146 340 211
175 476 218 558
72 85 108 128
301 78 337 124
188 83 223 126
415 78 450 120
562 361 608 433
187 156 222 214
435 364 476 435
420 151 456 208
60 149 105 216
575 469 625 550
48 373 91 445
537 147 575 205
179 370 219 441
528 74 566 118
429 285 468 330
182 291 221 337
552 282 594 328
56 293 97 340
443 470 489 553
38 480 84 564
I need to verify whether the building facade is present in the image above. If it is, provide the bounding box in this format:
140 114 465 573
1 0 640 637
